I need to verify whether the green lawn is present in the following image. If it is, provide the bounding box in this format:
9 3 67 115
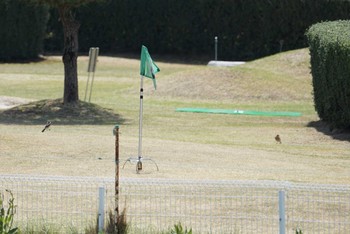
0 49 349 184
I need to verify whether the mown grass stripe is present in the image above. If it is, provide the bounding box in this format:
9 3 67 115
176 108 302 117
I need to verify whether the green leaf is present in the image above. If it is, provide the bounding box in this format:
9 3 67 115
8 227 19 234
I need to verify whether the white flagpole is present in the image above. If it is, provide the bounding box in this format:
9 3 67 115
138 75 144 161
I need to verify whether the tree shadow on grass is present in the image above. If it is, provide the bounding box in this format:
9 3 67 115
307 120 350 142
0 98 126 125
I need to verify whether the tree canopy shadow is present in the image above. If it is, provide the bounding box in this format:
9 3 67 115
0 98 126 125
307 120 350 142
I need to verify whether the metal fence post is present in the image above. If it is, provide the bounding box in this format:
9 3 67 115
279 190 286 234
98 186 105 232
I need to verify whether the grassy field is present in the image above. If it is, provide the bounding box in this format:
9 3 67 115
0 48 349 184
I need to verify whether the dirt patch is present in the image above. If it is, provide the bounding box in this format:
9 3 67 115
0 96 33 109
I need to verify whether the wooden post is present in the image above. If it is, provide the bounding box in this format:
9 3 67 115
113 125 120 229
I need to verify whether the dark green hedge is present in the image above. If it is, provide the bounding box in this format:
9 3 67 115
306 20 350 129
0 0 48 61
44 0 350 60
3 0 349 61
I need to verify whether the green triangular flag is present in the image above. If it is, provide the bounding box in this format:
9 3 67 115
140 45 160 89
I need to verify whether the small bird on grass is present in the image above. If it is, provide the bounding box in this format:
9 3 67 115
275 134 282 144
42 121 51 132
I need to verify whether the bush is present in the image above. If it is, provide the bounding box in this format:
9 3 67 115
45 0 350 60
306 20 350 129
0 0 48 61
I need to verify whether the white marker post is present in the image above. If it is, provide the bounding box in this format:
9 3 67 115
215 36 218 61
137 75 144 171
84 47 99 102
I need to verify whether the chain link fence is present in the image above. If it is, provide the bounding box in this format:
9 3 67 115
0 174 349 233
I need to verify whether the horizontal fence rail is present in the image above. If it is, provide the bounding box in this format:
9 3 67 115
0 175 349 233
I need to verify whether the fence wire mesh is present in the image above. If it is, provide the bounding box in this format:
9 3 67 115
0 175 349 233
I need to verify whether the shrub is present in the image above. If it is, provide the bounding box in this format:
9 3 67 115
0 0 48 61
306 20 350 129
45 0 350 60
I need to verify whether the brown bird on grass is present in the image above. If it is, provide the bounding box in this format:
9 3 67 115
42 121 51 132
275 134 281 144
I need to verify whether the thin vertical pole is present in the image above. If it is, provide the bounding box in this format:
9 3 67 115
84 47 99 102
138 75 144 160
215 36 218 61
98 187 105 232
88 72 96 102
87 47 99 102
279 190 286 234
113 125 120 228
85 48 93 101
84 72 91 101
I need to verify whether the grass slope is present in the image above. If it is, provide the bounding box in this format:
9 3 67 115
157 49 312 103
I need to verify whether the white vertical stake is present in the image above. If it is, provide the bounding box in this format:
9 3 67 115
85 47 99 102
98 186 105 232
88 47 99 102
84 72 91 101
138 75 144 160
279 190 286 234
215 36 218 61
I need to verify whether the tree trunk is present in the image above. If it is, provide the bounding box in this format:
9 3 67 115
59 6 80 104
